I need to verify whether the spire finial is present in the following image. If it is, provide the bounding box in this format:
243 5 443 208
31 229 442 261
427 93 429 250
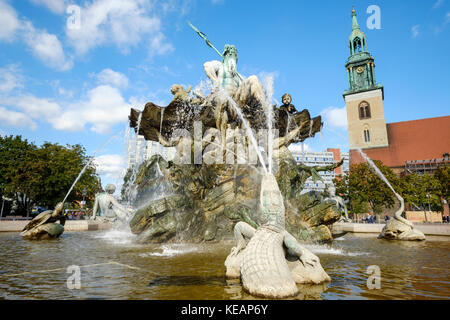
352 7 360 30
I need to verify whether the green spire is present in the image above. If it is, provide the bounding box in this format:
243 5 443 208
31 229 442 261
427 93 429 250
348 8 367 54
344 7 383 96
352 8 360 31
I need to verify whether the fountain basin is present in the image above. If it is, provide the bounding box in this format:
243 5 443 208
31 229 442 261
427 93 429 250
0 220 112 232
1 231 449 299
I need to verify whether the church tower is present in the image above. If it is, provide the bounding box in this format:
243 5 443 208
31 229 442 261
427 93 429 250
343 8 388 150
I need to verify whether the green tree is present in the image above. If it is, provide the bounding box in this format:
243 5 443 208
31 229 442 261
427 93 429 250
401 173 442 212
0 135 101 216
0 136 40 215
333 160 401 214
435 164 449 203
33 143 101 208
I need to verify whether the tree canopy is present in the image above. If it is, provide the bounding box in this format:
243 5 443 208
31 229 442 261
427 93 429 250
334 160 400 214
334 160 447 214
0 135 101 216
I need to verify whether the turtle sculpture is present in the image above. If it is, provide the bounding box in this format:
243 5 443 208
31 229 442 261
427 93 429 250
21 202 66 240
224 173 331 298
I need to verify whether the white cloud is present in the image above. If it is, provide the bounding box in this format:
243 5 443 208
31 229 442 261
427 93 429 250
51 85 130 133
66 0 173 57
433 12 450 34
432 0 444 9
29 0 67 14
161 0 192 15
22 21 73 71
320 106 347 129
0 2 72 71
94 154 126 179
58 87 73 98
0 80 129 133
0 64 23 93
0 95 62 120
0 1 20 41
96 69 129 88
411 25 420 38
149 33 175 56
0 106 37 130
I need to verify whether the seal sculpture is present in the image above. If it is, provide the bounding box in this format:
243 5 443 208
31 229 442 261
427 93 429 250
225 174 331 298
21 202 66 240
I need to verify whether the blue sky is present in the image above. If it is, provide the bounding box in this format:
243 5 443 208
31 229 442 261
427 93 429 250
1 0 449 190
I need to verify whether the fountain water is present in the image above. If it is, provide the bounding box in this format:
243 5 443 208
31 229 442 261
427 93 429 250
160 108 165 134
218 89 268 173
124 112 143 206
355 147 396 194
262 75 275 174
62 131 121 204
323 126 425 240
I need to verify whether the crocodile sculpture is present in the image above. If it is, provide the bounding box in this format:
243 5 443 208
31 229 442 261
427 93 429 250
225 173 331 298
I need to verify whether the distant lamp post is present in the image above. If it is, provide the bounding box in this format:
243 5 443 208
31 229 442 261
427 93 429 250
82 188 87 219
0 197 4 219
426 194 431 223
82 188 87 207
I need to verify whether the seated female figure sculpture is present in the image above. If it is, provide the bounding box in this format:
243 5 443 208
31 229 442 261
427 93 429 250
91 184 131 222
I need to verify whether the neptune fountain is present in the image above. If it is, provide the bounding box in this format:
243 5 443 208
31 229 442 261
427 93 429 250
122 23 346 297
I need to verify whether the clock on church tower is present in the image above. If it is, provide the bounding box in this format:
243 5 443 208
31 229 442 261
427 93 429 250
343 8 389 151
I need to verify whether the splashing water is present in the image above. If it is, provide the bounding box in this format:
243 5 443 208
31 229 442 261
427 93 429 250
304 243 369 256
323 126 397 195
62 132 121 204
301 142 305 162
160 108 165 134
356 147 396 194
218 89 268 173
124 112 144 206
94 228 136 245
139 244 199 257
262 75 275 174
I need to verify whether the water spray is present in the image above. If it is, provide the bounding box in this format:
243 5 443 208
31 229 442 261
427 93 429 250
62 130 123 204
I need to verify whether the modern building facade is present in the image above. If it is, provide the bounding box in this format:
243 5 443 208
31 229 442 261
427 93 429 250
289 146 349 193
